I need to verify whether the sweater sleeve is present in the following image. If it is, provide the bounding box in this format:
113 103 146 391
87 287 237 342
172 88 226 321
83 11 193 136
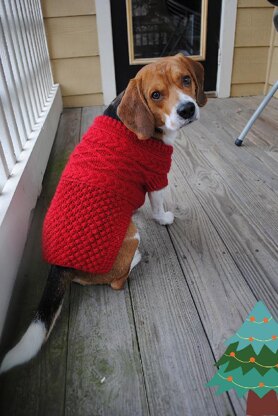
145 172 169 192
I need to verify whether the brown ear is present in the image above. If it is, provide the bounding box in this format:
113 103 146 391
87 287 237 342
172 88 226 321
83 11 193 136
178 54 207 107
117 78 155 140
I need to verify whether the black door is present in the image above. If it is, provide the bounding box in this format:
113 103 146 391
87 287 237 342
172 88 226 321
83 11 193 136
110 0 221 94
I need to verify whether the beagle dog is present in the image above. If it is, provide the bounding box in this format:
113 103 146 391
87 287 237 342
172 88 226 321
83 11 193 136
0 54 207 374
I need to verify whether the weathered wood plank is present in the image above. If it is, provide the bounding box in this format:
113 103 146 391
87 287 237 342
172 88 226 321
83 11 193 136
165 163 258 340
225 97 278 148
244 94 278 112
0 109 82 415
65 284 150 416
64 107 149 416
187 118 278 245
1 99 277 415
165 110 277 410
163 166 251 415
129 205 235 416
199 98 278 193
174 128 277 313
80 106 105 137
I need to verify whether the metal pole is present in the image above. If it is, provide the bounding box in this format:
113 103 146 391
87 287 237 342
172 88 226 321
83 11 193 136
235 80 278 146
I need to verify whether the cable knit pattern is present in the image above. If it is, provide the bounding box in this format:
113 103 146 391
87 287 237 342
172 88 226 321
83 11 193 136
43 116 173 274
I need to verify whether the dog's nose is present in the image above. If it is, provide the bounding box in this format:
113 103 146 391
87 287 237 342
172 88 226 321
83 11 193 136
177 102 195 119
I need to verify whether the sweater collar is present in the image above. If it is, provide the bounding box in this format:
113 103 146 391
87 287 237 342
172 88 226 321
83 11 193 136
92 115 173 156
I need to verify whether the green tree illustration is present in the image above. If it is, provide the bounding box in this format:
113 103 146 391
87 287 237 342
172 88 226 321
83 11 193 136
207 301 278 415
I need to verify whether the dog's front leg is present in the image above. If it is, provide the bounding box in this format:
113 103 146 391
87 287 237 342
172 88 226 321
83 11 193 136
148 188 174 225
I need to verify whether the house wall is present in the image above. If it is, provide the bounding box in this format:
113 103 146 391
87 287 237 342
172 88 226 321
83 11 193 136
231 0 274 97
41 0 104 107
42 0 276 101
266 25 278 98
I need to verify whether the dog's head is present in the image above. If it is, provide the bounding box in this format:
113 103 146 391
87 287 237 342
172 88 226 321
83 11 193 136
117 54 207 141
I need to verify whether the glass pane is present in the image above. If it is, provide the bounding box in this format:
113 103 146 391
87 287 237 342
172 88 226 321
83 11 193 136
128 0 205 62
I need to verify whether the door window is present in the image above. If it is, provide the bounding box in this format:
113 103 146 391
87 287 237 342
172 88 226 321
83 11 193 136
126 0 208 64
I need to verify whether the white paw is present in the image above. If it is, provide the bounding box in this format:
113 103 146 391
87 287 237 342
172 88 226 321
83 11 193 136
153 211 174 225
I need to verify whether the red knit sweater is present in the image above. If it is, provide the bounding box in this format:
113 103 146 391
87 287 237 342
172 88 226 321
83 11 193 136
42 116 173 274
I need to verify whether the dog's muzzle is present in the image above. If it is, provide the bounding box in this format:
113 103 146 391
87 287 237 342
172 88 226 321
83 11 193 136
177 102 196 120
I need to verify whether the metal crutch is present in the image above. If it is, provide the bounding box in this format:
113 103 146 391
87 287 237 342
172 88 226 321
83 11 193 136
235 80 278 146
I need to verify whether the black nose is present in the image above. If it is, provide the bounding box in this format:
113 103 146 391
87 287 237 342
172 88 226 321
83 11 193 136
177 102 195 119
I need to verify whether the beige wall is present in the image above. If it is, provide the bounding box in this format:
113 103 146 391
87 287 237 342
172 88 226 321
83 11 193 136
41 0 104 107
266 24 278 98
231 0 275 97
42 0 277 103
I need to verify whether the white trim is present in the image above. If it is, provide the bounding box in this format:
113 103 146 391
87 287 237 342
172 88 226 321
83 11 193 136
0 85 62 335
216 0 238 98
95 0 117 105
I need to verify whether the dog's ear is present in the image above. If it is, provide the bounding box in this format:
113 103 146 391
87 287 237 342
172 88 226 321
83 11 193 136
117 78 155 140
179 55 207 107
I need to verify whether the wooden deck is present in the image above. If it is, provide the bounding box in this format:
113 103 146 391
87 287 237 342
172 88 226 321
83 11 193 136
0 97 277 416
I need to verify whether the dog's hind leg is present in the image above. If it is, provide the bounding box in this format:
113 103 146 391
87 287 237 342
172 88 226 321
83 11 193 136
130 249 142 272
111 247 141 290
72 221 141 289
110 222 141 290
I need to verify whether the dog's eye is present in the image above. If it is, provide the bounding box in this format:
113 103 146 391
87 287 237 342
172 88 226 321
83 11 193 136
151 91 161 100
182 76 191 86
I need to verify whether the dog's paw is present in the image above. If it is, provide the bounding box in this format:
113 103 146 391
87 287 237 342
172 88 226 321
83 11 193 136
153 211 174 225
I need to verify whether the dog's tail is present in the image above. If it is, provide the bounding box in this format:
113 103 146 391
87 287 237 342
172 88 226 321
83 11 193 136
0 266 70 375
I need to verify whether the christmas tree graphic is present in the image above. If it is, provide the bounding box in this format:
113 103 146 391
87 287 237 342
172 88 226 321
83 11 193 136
207 301 278 415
